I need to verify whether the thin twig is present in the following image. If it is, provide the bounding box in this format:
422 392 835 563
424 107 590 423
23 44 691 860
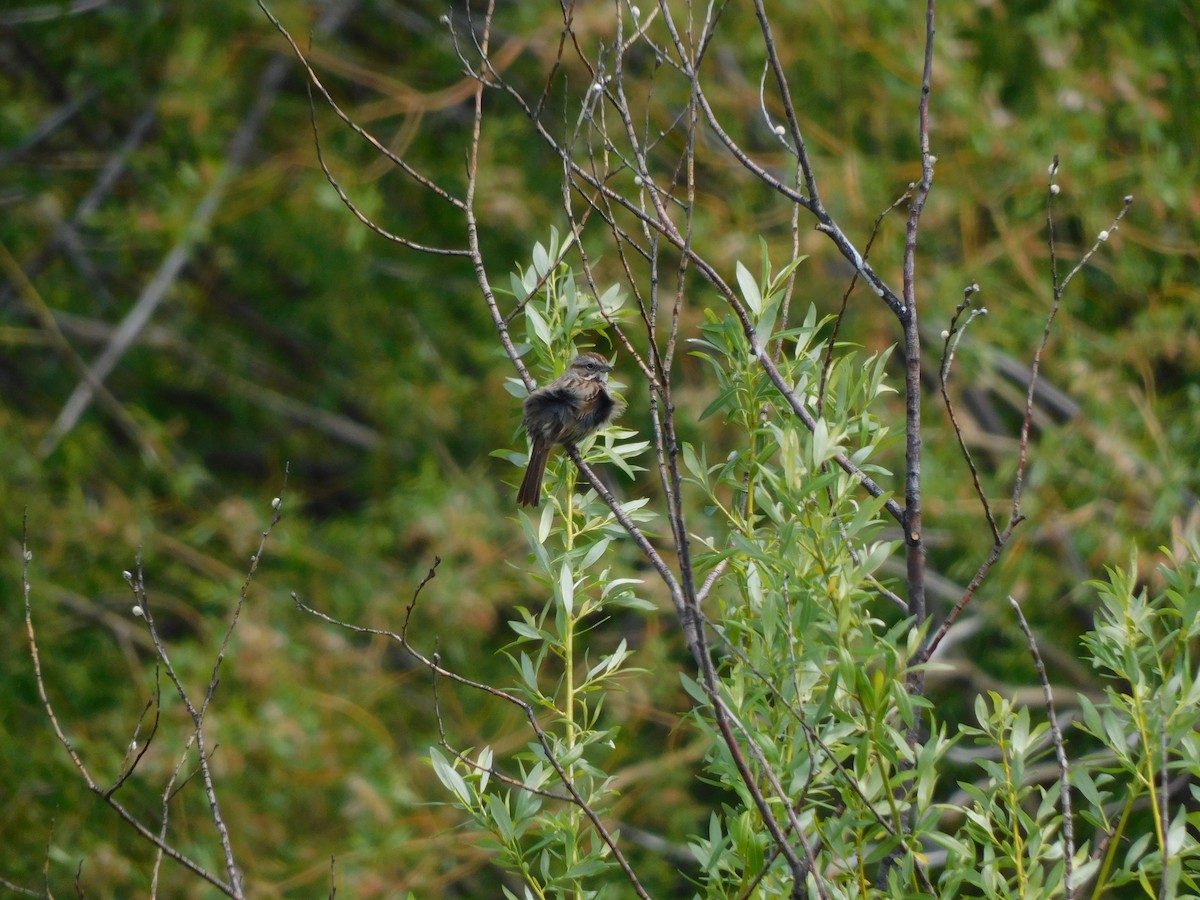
256 0 464 210
1009 596 1074 896
293 564 652 899
22 512 238 897
938 283 999 543
129 573 237 894
303 74 470 256
1014 169 1133 520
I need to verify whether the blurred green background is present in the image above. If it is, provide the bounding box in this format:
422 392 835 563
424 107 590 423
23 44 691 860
1 0 1197 895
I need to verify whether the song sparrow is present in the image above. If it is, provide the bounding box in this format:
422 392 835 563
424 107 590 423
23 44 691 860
517 351 624 507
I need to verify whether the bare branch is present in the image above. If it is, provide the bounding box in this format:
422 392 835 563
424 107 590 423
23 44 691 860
256 0 466 211
923 168 1133 664
22 513 239 897
304 76 471 257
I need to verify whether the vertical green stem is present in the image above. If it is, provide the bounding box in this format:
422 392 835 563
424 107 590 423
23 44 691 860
564 489 577 749
561 489 580 899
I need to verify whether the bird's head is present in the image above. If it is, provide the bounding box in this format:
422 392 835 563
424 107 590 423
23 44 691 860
569 351 614 381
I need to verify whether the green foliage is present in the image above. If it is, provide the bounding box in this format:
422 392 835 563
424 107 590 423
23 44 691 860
1070 548 1200 897
929 547 1200 899
676 257 939 896
431 236 652 895
1 0 1197 896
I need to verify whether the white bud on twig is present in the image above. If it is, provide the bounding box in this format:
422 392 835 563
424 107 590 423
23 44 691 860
122 570 133 582
631 4 641 17
1097 230 1109 241
633 175 643 186
940 330 950 340
132 605 144 618
1049 184 1060 195
272 497 281 511
439 14 450 25
773 124 785 136
129 740 138 752
24 549 33 562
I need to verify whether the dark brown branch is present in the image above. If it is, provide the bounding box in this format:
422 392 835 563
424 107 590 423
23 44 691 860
900 0 936 634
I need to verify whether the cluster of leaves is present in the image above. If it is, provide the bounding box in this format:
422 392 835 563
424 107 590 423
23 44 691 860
431 233 655 897
427 242 1200 897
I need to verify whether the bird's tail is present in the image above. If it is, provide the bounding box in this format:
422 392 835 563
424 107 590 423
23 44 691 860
517 443 550 507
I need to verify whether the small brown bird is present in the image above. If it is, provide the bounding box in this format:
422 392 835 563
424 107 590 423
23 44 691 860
518 351 624 507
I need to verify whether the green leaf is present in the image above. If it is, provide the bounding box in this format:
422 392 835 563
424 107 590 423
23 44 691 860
429 747 471 805
559 562 575 615
769 254 809 293
508 620 546 642
811 417 831 465
532 240 550 278
598 282 625 312
736 260 762 316
525 303 552 347
680 673 709 705
486 793 514 843
756 292 782 339
537 503 554 545
477 746 493 792
579 537 612 571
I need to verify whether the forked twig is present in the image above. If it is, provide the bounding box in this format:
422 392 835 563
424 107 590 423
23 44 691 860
923 168 1134 662
939 283 998 543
